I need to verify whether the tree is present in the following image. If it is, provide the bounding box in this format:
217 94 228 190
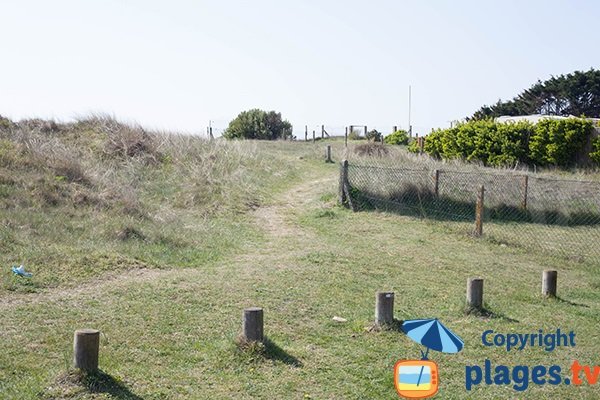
223 109 292 140
471 69 600 120
383 130 409 145
365 129 382 142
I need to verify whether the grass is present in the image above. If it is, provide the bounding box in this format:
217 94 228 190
1 120 600 398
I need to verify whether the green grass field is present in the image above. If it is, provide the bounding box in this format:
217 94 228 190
1 121 600 399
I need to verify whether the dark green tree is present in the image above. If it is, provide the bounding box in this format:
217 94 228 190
222 109 292 140
471 69 600 120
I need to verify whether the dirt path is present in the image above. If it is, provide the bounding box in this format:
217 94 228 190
0 168 338 309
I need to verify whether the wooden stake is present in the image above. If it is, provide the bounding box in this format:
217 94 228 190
433 169 440 197
467 278 484 309
475 185 485 237
521 175 529 210
339 159 348 204
304 125 308 142
326 145 332 163
242 307 264 343
345 127 348 147
312 130 315 143
73 329 100 372
542 270 557 297
375 291 394 325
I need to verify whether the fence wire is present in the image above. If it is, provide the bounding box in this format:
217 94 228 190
345 162 600 261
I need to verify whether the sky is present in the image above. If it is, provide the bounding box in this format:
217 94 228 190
1 0 599 137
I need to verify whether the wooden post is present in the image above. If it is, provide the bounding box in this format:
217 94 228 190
433 169 440 197
312 130 315 143
242 307 264 342
392 125 397 133
375 291 394 325
474 185 485 237
521 175 529 210
304 125 308 141
326 145 332 163
542 270 557 297
345 127 348 147
418 137 424 153
339 159 348 204
73 329 100 372
466 278 484 310
364 126 368 137
321 125 325 139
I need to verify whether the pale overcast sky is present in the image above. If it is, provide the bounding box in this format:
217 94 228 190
1 0 599 136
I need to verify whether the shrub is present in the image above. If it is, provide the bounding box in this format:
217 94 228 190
383 130 409 145
348 129 363 141
365 129 382 142
529 118 594 166
223 109 292 140
590 136 600 164
353 143 389 157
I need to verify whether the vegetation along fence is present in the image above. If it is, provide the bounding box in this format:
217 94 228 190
339 161 600 261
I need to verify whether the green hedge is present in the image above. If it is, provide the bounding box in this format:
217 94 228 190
411 118 595 167
384 130 409 145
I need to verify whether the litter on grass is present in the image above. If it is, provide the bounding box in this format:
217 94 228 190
11 265 33 277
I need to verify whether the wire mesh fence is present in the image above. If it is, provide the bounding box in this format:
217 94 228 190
340 161 600 261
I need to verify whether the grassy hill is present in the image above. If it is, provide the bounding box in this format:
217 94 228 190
1 117 600 399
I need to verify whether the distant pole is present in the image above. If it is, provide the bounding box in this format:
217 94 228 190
392 125 397 133
364 126 367 137
305 125 308 141
73 329 100 372
321 125 325 139
312 130 315 143
375 291 394 325
475 185 485 237
408 85 412 137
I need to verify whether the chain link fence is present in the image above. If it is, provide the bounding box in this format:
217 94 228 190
340 161 600 261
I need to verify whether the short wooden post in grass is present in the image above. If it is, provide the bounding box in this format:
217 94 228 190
392 125 397 133
542 270 557 297
73 329 100 372
433 169 440 197
364 126 368 137
242 307 264 343
375 291 395 325
521 175 529 210
312 130 316 143
474 185 485 237
326 145 333 163
467 278 484 310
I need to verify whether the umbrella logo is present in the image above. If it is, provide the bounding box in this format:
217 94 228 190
394 318 464 399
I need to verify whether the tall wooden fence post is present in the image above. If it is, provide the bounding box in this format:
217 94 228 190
474 185 485 237
521 175 529 210
312 130 315 143
339 159 348 204
433 169 440 197
73 329 100 372
542 270 557 297
321 125 325 139
242 307 264 343
345 127 348 147
364 126 368 137
375 291 394 325
326 145 332 163
467 278 484 310
304 125 308 142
